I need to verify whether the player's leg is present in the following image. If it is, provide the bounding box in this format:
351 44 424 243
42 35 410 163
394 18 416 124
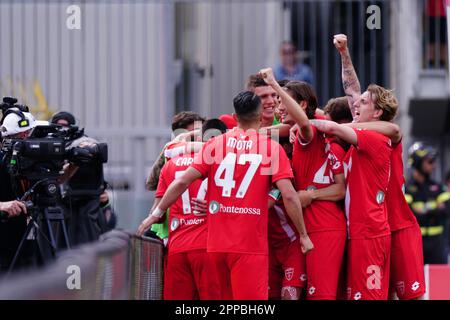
269 247 283 300
229 253 269 300
390 225 426 300
164 252 197 300
336 243 348 300
188 250 222 300
208 252 233 300
306 231 346 300
280 240 306 300
346 236 391 300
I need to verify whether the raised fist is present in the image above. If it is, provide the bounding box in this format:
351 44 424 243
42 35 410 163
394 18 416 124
258 68 277 87
333 34 348 53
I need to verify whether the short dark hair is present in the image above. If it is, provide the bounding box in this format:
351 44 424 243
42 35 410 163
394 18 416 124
246 74 268 91
233 91 261 123
324 97 353 123
201 118 228 142
284 81 319 119
171 111 205 132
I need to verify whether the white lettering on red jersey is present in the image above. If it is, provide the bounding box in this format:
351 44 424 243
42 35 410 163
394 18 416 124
155 153 208 255
292 126 346 233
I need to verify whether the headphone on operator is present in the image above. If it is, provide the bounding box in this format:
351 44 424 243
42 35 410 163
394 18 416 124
0 96 31 130
0 107 30 129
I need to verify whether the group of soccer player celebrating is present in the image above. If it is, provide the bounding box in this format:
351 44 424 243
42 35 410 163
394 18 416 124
136 34 426 300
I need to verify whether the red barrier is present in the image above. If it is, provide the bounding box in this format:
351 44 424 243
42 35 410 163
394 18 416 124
425 264 450 300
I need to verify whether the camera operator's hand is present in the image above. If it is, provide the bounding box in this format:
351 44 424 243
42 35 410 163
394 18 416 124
100 191 110 205
0 200 27 217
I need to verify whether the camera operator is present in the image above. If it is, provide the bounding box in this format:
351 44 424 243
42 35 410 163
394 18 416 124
50 111 113 244
0 109 36 272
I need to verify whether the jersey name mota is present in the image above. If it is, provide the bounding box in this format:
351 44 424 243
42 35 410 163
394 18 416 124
227 137 253 150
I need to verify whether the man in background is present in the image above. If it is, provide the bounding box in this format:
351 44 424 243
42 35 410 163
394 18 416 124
274 41 314 86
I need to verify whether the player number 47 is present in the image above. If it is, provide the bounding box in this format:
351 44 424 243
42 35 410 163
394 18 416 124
214 153 263 198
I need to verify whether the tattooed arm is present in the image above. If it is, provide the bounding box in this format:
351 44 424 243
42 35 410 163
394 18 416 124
333 34 361 118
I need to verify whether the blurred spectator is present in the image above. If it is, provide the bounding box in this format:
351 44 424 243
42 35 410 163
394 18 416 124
274 41 314 86
425 0 448 68
406 142 450 264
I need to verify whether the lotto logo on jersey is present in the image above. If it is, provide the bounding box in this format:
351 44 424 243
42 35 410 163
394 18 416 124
353 292 362 300
411 281 420 292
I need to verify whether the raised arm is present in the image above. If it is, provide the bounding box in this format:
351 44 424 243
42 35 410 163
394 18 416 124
345 121 402 144
310 119 358 146
334 34 361 117
259 123 292 139
259 68 314 143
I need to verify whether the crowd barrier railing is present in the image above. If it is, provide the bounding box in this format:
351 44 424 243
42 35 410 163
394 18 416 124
0 230 164 300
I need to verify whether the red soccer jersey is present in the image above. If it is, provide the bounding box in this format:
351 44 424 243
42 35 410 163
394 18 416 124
292 126 347 233
164 141 189 160
386 141 418 231
191 128 294 255
343 129 392 239
328 138 348 173
155 153 208 255
268 202 298 247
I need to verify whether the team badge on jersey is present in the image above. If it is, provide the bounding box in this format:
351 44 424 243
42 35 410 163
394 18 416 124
285 268 294 281
376 191 385 204
171 217 180 231
396 281 405 296
209 201 220 214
